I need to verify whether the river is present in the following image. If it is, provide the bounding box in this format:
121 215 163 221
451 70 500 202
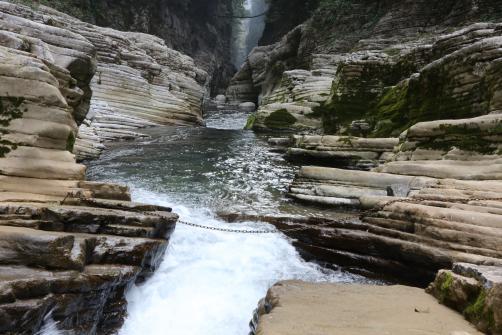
83 110 370 335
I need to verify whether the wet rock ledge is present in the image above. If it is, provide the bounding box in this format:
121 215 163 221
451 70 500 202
0 190 177 334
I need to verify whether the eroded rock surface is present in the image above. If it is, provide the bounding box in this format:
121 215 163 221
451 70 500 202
0 2 190 333
251 281 483 335
0 1 207 161
286 135 398 169
0 199 177 334
428 263 502 335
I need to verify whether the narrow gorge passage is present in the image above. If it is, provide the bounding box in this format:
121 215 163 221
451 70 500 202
85 112 370 335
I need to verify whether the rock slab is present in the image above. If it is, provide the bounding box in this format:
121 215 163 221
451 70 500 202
254 281 483 335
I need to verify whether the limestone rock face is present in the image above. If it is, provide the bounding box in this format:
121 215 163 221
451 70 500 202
230 0 502 134
9 0 235 94
0 2 207 161
0 3 191 333
75 28 206 160
286 135 398 170
0 199 177 334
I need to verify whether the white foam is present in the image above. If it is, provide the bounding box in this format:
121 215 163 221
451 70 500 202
119 188 360 335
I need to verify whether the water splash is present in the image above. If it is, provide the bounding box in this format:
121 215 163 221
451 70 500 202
85 112 374 335
118 188 364 335
37 312 61 335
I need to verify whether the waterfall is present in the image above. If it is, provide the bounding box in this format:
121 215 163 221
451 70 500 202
231 0 269 69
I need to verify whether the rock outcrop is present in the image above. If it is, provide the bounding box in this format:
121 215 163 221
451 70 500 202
11 0 236 94
286 135 398 170
251 281 483 335
282 115 502 284
0 2 196 333
427 263 502 334
0 198 177 334
230 1 502 133
0 2 207 161
75 28 206 160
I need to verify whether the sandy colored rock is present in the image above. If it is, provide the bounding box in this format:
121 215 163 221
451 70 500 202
255 281 483 335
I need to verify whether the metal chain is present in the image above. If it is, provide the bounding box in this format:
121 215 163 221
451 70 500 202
60 192 502 235
178 220 277 234
177 195 502 234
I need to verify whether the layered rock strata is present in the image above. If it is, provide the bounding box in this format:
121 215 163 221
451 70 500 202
284 116 502 284
286 135 398 170
0 1 207 161
11 0 235 94
0 2 192 333
229 2 502 134
229 43 339 131
0 198 177 334
251 281 483 335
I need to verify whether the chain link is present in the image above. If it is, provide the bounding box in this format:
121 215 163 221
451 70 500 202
178 220 277 234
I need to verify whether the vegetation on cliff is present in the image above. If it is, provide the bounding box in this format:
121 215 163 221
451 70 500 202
0 97 26 157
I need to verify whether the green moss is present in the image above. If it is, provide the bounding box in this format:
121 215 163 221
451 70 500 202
244 114 256 130
464 290 496 330
316 60 418 135
371 83 409 137
264 109 297 129
383 48 401 57
0 97 26 157
337 136 354 147
66 131 75 153
305 106 323 119
438 272 454 302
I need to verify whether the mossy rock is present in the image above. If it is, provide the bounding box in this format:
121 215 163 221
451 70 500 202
315 60 419 135
463 289 497 332
66 131 76 153
244 113 256 130
264 109 297 129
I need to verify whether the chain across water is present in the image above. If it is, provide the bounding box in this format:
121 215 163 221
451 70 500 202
63 193 502 235
177 195 502 234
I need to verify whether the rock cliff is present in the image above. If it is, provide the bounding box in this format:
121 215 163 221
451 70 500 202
11 0 236 94
227 2 502 333
0 2 215 333
0 1 207 160
229 0 502 133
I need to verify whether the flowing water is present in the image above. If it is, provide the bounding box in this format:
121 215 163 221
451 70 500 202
84 111 370 335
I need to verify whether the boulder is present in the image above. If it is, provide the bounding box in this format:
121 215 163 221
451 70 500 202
428 263 502 334
238 101 256 113
215 94 227 104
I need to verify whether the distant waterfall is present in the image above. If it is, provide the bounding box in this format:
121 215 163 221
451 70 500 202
231 0 268 69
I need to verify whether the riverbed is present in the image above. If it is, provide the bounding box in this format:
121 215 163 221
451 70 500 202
85 111 370 335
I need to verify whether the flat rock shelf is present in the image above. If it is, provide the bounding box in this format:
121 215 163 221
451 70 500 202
254 281 484 335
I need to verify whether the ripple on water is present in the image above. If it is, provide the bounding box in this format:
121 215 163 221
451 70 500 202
86 125 298 214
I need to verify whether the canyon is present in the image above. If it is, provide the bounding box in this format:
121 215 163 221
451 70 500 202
0 0 501 334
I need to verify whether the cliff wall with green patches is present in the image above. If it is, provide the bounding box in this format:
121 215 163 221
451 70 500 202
229 0 502 134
